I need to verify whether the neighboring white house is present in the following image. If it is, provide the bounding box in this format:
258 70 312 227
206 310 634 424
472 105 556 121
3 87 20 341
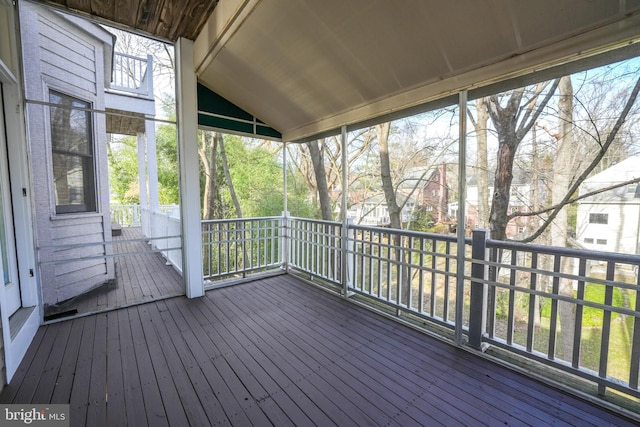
348 194 418 226
448 181 535 238
576 156 640 255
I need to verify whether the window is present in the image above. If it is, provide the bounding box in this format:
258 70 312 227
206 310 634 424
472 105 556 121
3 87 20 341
596 239 607 245
589 213 608 224
584 238 594 244
49 91 96 213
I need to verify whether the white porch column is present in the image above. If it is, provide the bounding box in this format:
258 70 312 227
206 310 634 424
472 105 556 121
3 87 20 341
136 132 149 236
455 90 468 345
145 118 160 240
177 37 204 298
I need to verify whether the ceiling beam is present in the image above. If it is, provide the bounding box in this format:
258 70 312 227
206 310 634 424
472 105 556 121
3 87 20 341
193 0 261 76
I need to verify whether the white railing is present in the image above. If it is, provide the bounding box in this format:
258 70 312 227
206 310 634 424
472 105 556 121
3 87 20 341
150 208 182 272
110 204 142 227
288 217 344 284
477 231 640 400
110 204 182 271
203 215 640 401
110 204 178 228
201 217 283 283
109 52 153 97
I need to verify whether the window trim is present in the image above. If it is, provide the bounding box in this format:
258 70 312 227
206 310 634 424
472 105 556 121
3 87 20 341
588 212 608 225
48 90 97 214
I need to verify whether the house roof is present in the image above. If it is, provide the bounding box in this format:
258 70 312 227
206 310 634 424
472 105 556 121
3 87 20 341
579 156 640 202
583 156 640 185
32 1 640 142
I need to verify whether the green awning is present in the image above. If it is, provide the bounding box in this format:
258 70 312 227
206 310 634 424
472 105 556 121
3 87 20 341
197 83 282 140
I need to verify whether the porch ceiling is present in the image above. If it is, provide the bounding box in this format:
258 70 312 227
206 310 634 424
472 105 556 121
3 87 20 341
32 0 640 142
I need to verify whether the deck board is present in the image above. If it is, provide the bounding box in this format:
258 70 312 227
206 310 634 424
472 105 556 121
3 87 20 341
116 309 147 427
53 227 184 318
2 274 637 426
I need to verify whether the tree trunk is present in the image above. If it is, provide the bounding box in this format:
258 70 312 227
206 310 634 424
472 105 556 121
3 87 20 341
198 130 219 220
475 98 490 228
308 139 333 221
531 124 543 328
553 76 576 360
377 122 402 230
219 135 242 218
377 122 410 306
488 128 519 241
487 80 560 241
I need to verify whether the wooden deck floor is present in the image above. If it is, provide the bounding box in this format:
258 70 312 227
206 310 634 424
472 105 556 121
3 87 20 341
46 227 184 319
4 274 636 426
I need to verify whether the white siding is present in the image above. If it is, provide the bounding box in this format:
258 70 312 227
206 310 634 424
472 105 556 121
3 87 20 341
577 202 640 254
20 2 114 306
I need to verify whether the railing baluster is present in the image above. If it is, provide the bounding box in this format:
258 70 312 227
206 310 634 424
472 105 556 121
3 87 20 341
506 250 517 345
226 223 231 274
526 252 538 353
443 241 451 323
548 254 561 360
486 247 497 339
598 261 615 396
368 229 374 294
386 231 392 302
407 236 414 310
430 239 437 317
572 258 586 369
630 269 640 390
418 237 425 314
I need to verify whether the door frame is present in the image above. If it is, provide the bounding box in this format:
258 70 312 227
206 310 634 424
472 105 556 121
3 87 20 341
0 85 22 315
0 6 40 383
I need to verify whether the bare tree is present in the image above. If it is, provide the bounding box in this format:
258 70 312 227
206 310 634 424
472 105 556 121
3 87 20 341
198 130 220 220
219 136 242 218
513 74 640 243
288 129 377 219
468 98 491 228
486 80 561 241
377 122 402 230
552 76 576 358
308 139 333 221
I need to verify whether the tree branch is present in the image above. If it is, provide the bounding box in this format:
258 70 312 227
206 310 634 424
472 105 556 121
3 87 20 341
516 79 561 139
518 75 640 243
509 176 640 220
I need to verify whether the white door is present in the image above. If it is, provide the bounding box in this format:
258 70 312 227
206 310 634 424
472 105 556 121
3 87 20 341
0 84 21 315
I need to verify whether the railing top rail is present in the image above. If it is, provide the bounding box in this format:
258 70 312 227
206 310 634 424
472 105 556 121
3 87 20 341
201 216 282 225
288 216 341 227
487 237 640 265
114 51 150 62
350 222 464 243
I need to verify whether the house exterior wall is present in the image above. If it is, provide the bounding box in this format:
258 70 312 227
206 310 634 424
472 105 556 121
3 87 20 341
576 157 640 255
461 183 533 239
20 1 114 306
576 202 640 254
419 164 448 223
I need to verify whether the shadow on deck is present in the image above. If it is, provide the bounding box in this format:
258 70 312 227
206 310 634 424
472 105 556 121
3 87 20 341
2 274 636 426
44 227 184 321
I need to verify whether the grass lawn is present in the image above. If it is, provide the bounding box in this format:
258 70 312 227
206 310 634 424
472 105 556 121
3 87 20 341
495 281 638 382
